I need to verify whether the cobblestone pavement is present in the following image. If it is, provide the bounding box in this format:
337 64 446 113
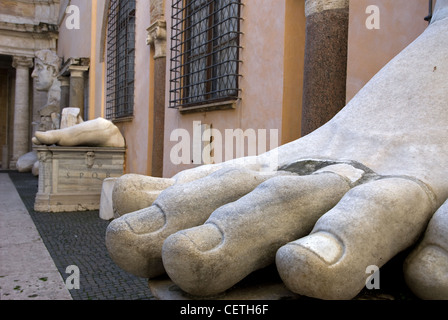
4 170 156 300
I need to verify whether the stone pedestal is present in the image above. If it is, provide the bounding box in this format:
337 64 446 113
34 146 125 213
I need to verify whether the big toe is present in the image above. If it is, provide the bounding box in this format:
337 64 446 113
105 205 166 278
162 223 226 296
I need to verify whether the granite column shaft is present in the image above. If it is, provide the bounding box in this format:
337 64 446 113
147 19 166 177
301 0 349 136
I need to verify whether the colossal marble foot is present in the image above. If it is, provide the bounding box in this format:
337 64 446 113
275 177 435 300
161 169 352 296
105 167 282 278
403 199 448 299
106 0 448 299
32 117 125 147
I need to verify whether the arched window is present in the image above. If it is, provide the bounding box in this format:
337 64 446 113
106 0 136 120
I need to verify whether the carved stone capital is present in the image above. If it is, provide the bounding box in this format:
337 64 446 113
58 57 90 77
147 20 167 59
69 65 89 78
12 56 34 69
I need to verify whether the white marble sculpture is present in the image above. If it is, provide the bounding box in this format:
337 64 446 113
60 107 84 129
32 117 125 148
105 0 448 300
16 50 62 173
32 49 62 132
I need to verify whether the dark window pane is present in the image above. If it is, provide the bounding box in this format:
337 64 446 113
170 0 242 108
106 0 136 119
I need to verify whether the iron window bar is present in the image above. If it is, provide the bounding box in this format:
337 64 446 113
106 0 136 120
170 0 243 109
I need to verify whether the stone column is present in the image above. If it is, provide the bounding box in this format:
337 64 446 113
301 0 349 136
147 19 167 177
58 75 70 111
11 56 33 169
69 65 89 118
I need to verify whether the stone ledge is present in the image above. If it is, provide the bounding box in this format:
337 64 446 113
148 266 301 301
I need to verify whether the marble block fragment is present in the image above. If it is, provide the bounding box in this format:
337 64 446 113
100 177 118 220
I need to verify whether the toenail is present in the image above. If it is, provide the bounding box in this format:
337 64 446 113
292 231 344 265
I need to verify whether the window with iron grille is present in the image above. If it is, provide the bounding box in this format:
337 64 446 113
170 0 243 110
106 0 136 120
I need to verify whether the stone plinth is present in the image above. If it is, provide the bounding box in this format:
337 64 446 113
34 146 125 213
148 265 301 300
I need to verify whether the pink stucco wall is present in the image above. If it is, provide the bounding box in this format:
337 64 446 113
162 0 292 178
346 0 429 102
115 0 152 175
57 0 92 59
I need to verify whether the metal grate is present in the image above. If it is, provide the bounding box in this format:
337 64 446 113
106 0 136 120
170 0 243 109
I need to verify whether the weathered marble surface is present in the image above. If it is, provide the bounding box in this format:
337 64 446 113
60 107 83 129
404 199 448 300
99 178 118 220
106 0 448 300
15 50 61 172
112 174 175 218
32 49 62 132
32 117 125 148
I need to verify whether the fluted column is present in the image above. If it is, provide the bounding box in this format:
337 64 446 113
11 56 33 169
301 0 349 136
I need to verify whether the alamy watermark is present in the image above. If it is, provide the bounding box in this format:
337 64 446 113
169 121 279 172
65 5 80 30
65 4 380 31
365 265 380 290
366 5 381 30
65 265 80 290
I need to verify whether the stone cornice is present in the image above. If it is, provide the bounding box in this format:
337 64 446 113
0 21 58 34
58 57 90 77
0 25 58 57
